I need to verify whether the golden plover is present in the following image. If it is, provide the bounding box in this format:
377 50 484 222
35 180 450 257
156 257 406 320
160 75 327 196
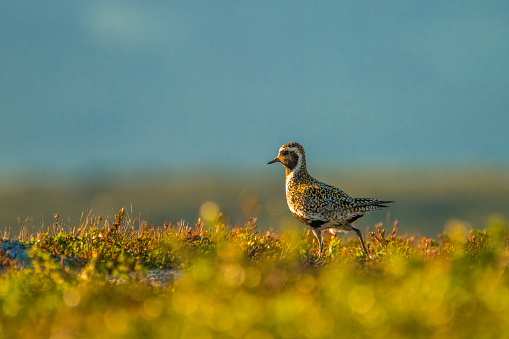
268 142 393 257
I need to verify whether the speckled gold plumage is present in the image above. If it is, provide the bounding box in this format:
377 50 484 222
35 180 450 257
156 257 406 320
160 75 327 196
268 142 393 257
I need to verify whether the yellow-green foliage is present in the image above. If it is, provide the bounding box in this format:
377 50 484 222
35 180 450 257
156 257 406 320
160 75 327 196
1 211 508 338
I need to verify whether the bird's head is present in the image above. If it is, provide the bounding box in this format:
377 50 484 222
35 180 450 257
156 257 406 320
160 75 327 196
267 142 306 174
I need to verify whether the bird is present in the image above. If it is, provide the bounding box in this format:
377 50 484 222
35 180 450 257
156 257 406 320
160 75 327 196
267 142 393 257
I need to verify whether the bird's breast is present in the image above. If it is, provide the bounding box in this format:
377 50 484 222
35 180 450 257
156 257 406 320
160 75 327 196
285 181 316 218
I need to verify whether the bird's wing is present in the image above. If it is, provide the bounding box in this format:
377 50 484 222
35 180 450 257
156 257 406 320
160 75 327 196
301 184 353 217
304 184 390 220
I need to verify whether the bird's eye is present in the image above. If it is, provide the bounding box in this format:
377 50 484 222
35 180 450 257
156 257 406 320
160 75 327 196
281 150 289 156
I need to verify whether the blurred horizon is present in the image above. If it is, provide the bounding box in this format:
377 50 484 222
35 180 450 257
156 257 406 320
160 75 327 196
1 164 508 238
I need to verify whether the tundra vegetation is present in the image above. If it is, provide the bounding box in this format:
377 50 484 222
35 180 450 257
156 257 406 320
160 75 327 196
1 209 508 339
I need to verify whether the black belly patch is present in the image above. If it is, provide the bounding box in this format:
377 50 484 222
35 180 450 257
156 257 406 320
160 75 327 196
309 220 327 229
347 214 364 224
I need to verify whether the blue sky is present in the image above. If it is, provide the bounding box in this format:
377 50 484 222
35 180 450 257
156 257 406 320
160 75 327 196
1 1 508 173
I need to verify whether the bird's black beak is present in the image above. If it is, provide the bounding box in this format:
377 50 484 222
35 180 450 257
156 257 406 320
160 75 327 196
267 157 281 165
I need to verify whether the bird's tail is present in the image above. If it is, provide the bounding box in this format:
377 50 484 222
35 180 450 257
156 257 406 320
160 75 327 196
375 200 394 208
353 199 394 210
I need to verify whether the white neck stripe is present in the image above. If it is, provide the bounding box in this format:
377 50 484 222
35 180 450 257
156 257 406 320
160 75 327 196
285 154 302 186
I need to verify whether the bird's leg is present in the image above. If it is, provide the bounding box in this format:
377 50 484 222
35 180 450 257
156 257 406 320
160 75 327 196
353 227 369 256
311 229 323 258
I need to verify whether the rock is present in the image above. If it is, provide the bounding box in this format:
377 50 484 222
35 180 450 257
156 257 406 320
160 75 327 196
0 239 33 268
0 239 182 286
